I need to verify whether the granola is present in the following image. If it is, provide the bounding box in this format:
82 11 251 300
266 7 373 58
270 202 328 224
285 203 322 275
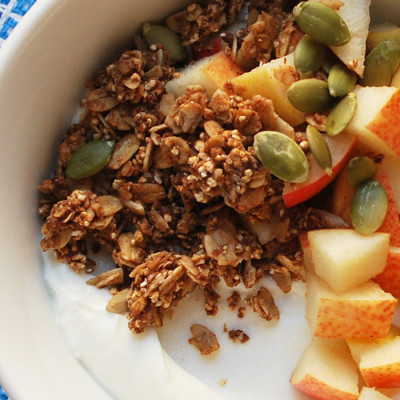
39 0 344 341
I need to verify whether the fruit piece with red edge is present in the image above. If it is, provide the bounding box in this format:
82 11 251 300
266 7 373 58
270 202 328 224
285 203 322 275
192 36 222 60
165 51 243 98
306 270 396 339
378 155 400 213
345 86 400 156
228 53 305 126
283 133 357 208
291 337 360 400
374 247 400 298
376 171 400 246
347 327 400 388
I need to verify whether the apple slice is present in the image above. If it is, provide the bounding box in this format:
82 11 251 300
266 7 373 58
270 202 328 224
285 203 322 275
377 155 400 214
306 271 396 339
308 229 390 294
228 53 305 126
165 51 243 98
283 133 357 208
300 232 313 274
374 247 400 298
358 387 393 400
291 337 360 400
375 171 400 247
347 328 400 388
345 86 400 156
315 0 370 76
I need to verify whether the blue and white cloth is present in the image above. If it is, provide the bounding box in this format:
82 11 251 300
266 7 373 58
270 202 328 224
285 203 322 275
0 386 8 400
0 0 36 46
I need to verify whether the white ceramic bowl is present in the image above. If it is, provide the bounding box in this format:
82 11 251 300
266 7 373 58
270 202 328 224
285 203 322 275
1 1 400 399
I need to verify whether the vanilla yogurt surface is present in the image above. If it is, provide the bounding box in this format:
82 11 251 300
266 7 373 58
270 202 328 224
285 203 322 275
43 251 312 400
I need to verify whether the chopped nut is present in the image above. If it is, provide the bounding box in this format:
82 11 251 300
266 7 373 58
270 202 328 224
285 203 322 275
188 324 220 355
271 266 292 293
106 288 130 314
87 267 124 288
107 134 140 170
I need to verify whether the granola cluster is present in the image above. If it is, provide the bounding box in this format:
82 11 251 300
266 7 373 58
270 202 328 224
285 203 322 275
39 0 334 338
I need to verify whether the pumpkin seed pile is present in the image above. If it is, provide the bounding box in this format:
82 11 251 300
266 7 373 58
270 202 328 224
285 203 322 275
289 2 357 135
257 1 394 235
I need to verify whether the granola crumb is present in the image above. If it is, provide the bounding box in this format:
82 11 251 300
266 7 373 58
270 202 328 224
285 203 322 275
228 329 250 344
237 306 246 318
227 290 241 311
218 378 229 387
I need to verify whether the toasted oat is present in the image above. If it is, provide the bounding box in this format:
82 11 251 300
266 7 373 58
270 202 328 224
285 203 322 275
106 288 130 314
87 267 124 288
246 287 280 321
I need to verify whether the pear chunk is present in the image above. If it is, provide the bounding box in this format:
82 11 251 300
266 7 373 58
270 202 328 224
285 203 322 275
315 0 371 76
308 229 390 294
306 271 396 339
291 337 359 400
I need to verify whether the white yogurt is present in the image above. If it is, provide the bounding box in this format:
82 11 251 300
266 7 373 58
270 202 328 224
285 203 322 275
43 250 313 400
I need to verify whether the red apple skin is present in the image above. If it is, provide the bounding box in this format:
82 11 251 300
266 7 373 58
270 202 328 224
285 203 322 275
291 375 359 400
203 51 243 86
374 248 400 298
192 37 222 60
283 133 358 208
376 171 400 247
367 90 400 156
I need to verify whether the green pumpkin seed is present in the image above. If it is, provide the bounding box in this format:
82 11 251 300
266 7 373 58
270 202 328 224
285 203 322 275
287 78 334 113
294 35 326 74
361 55 392 86
143 23 186 62
66 140 115 180
321 51 339 74
361 39 400 86
326 92 357 136
254 131 309 183
293 2 351 47
327 63 357 97
306 125 332 175
350 180 388 235
347 156 377 188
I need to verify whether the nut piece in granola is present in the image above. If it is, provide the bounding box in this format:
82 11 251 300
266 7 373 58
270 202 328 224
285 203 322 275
246 287 280 321
188 323 220 355
228 329 250 344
